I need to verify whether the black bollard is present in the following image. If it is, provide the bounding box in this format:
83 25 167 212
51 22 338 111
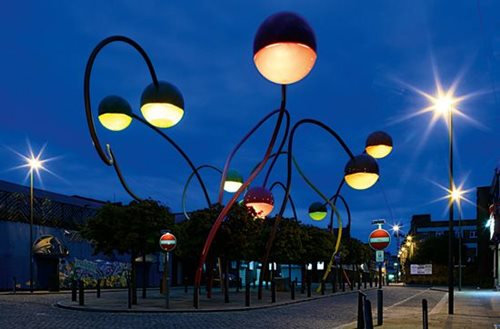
245 283 250 307
357 291 366 329
422 299 428 329
184 276 188 293
307 275 312 298
377 289 383 325
364 299 374 329
364 273 367 289
332 271 337 293
369 272 373 288
71 280 77 302
12 277 16 294
96 279 101 298
291 281 295 300
193 286 200 309
78 280 84 306
321 280 325 295
271 279 276 303
127 277 132 309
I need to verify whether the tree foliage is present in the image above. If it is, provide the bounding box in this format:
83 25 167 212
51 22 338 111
81 199 173 258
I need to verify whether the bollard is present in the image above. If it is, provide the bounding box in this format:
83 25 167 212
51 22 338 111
184 276 188 293
369 273 373 288
96 279 101 298
357 291 366 329
307 275 312 298
357 274 361 290
321 280 325 295
364 299 374 329
159 278 163 294
194 285 200 309
332 271 337 293
291 281 295 300
422 299 428 329
245 282 250 307
271 279 276 303
377 289 383 325
127 277 132 309
12 277 17 294
78 280 84 306
71 279 77 302
364 273 367 289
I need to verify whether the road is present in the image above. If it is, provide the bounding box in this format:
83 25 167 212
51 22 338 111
0 286 446 329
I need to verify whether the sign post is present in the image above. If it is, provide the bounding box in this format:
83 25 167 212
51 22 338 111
369 224 391 289
159 232 177 309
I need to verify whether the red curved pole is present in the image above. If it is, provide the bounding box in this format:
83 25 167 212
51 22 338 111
194 85 287 308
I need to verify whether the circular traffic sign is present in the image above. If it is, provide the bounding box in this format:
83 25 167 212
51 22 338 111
159 232 177 252
369 228 391 250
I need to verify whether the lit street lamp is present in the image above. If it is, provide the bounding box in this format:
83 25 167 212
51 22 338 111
392 224 401 282
27 155 43 293
430 91 458 315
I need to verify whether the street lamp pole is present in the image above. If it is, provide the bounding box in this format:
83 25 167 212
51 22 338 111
447 103 454 314
29 167 34 293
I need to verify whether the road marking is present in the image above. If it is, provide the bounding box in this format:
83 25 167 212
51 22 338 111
332 288 437 329
430 293 448 315
384 288 429 310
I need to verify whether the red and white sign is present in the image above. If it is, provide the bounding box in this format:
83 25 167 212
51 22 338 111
369 228 391 250
159 232 177 252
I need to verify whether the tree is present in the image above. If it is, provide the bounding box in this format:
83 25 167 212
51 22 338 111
81 199 173 303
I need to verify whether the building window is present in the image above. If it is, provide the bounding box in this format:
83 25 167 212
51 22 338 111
435 231 444 237
469 230 477 239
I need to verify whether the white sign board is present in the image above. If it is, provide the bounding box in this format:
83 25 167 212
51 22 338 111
376 250 384 262
410 264 432 275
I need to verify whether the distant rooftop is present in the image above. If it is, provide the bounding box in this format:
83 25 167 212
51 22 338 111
0 179 105 209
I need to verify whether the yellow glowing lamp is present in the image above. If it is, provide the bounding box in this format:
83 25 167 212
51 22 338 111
344 154 379 190
365 131 393 159
98 95 133 131
223 169 244 193
253 12 317 85
308 202 327 221
140 81 184 128
244 186 274 218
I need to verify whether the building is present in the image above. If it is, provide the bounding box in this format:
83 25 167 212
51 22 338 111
405 185 496 287
488 164 500 288
0 180 144 291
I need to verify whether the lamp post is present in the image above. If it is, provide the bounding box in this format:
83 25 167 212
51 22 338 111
392 224 401 282
431 93 458 315
27 156 42 293
451 188 464 291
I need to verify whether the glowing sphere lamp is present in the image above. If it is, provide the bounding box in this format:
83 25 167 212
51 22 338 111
253 12 317 85
365 131 393 159
223 169 244 193
244 186 274 218
98 95 133 131
308 202 327 221
344 154 379 190
140 81 184 128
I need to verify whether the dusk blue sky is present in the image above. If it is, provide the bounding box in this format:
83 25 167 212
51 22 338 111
1 1 499 249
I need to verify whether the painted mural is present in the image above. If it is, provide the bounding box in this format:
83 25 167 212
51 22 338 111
59 258 131 288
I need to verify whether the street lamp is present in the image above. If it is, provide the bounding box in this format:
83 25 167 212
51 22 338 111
27 155 43 293
430 91 459 315
392 224 401 282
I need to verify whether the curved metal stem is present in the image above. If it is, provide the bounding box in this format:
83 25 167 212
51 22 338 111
182 165 222 220
216 109 289 204
327 179 346 233
259 119 356 296
262 110 290 188
328 193 351 238
194 85 287 308
133 114 212 208
84 35 159 165
108 147 143 201
269 181 298 220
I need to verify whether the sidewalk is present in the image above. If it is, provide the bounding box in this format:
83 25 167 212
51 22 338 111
362 289 500 329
